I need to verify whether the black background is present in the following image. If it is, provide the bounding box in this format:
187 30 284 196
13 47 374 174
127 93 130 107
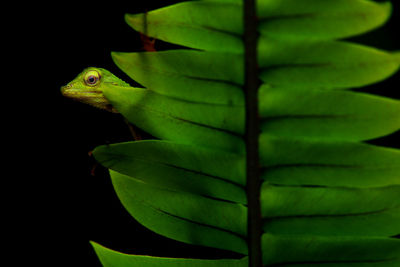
34 1 400 266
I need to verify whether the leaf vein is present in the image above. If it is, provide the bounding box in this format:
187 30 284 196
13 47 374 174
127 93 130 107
263 205 400 219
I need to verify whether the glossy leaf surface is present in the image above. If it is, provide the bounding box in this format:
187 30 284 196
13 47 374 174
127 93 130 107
91 0 400 266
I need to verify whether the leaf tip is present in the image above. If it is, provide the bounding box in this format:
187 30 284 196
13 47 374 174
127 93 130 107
111 51 126 68
381 1 393 15
124 13 133 25
363 1 393 33
377 1 393 27
394 52 400 63
110 51 122 59
124 12 144 32
89 240 100 249
91 145 104 162
89 241 105 259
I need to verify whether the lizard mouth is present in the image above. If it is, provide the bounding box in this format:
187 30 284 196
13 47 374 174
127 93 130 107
61 84 114 111
61 86 102 99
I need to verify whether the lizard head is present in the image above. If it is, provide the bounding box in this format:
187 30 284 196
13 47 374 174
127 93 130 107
61 67 130 113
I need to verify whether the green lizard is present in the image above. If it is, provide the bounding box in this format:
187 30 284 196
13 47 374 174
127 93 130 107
62 33 155 113
61 67 130 113
61 67 142 140
62 34 156 139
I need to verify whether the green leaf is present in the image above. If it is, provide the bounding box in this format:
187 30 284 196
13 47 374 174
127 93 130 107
270 261 400 267
263 206 400 237
103 84 400 146
84 0 400 266
258 40 400 90
109 170 248 254
260 86 400 141
109 48 400 144
112 50 244 86
111 50 244 105
261 185 400 217
257 0 392 41
93 140 246 202
108 87 244 134
125 0 391 51
260 183 400 237
102 86 244 153
261 234 400 265
91 242 248 267
125 1 243 52
260 135 400 187
111 43 400 104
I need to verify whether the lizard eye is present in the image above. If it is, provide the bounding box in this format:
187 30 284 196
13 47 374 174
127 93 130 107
84 70 101 86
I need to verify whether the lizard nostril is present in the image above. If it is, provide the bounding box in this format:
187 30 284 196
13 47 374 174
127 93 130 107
61 84 72 95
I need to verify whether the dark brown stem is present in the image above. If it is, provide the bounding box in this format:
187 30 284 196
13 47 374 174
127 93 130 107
244 0 262 266
124 118 142 141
